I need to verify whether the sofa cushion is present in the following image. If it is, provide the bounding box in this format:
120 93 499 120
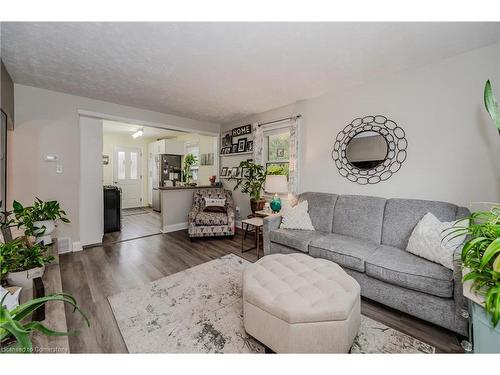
194 211 228 226
332 195 386 243
381 198 458 249
269 229 325 253
298 192 338 233
309 233 379 272
365 245 454 298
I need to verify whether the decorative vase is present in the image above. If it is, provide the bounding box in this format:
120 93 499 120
34 219 55 245
270 196 282 213
250 198 266 214
6 266 45 290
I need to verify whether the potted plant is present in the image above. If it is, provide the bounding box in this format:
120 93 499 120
232 160 267 214
1 236 54 289
13 198 70 245
182 153 198 185
0 292 89 353
444 80 500 352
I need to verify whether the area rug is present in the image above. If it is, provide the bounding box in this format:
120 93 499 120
108 254 435 354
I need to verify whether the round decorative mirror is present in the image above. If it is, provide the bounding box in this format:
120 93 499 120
346 131 388 170
332 116 407 184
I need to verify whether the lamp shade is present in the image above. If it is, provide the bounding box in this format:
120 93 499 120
265 175 288 194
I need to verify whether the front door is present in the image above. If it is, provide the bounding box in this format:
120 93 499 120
113 145 142 209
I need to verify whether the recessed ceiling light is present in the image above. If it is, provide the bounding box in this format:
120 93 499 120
132 128 144 138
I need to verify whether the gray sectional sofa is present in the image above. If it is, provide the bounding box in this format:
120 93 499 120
263 192 470 336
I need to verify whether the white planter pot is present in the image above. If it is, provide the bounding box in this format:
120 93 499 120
6 266 45 290
34 220 55 245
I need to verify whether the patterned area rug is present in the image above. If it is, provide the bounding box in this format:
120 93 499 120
108 254 435 354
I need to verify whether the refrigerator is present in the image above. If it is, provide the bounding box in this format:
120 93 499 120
152 154 182 212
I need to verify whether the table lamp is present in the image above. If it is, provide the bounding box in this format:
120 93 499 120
265 175 288 212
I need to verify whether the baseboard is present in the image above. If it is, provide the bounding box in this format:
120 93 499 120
162 222 189 233
70 241 83 252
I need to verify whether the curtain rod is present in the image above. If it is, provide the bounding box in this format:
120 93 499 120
257 114 301 127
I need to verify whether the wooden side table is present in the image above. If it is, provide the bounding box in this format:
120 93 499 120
241 217 264 259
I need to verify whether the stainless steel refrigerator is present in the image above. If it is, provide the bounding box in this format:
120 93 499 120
152 154 182 212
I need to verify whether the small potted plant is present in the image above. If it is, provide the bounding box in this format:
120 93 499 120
231 160 267 214
0 292 89 352
13 198 70 245
1 236 54 289
182 153 198 186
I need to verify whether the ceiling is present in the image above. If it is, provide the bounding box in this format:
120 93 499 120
2 22 500 124
102 120 187 138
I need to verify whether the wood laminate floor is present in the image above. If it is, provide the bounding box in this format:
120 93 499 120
60 230 464 353
102 208 161 244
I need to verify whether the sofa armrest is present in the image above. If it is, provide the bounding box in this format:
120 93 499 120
263 215 282 256
188 205 200 223
227 205 235 230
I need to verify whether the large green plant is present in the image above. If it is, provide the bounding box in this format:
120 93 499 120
232 160 267 201
182 154 198 183
0 292 89 353
0 237 54 279
484 80 500 134
446 205 500 327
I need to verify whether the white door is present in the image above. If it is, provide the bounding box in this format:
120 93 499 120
113 145 142 209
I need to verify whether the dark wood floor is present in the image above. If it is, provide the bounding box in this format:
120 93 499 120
60 230 464 353
102 208 161 244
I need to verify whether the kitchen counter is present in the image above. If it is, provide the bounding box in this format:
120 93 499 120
159 186 219 233
158 185 216 191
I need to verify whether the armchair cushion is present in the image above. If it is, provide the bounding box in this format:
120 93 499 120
194 211 228 226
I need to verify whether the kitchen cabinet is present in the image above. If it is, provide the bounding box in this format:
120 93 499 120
149 139 184 156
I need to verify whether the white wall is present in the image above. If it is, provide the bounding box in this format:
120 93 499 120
10 85 220 250
79 117 103 248
222 43 500 219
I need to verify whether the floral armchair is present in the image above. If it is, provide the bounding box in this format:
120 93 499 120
188 188 235 239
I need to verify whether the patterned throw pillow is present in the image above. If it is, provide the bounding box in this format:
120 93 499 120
280 200 315 230
406 212 467 270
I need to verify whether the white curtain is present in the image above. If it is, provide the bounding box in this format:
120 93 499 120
288 116 300 195
252 122 264 165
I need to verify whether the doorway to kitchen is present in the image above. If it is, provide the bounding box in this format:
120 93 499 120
79 113 219 248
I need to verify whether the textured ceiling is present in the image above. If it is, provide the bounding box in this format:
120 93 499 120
2 22 500 124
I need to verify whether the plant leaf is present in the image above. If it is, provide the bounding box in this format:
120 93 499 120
24 321 75 337
484 80 500 131
480 237 500 269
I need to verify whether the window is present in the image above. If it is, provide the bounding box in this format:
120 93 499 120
185 141 200 182
264 127 290 193
117 151 126 179
130 152 138 179
265 128 290 176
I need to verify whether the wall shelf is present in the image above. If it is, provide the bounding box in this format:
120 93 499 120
219 151 253 157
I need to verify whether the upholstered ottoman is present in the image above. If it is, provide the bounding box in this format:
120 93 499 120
243 253 361 353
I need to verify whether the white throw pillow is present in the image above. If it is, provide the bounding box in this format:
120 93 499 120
280 200 315 231
204 197 226 207
406 212 467 270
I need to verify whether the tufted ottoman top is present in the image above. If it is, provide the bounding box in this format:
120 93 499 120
243 253 360 324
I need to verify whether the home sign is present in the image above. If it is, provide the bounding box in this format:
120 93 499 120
232 124 252 137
